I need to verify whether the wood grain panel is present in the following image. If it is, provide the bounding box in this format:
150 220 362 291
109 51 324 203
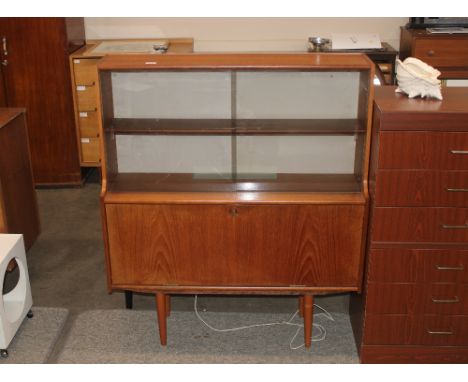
0 18 83 184
375 170 468 207
98 53 374 71
364 315 468 346
235 204 365 287
378 132 468 170
372 207 468 244
368 249 468 283
106 204 236 286
413 38 468 69
361 344 468 364
366 283 468 315
105 203 365 288
0 110 40 249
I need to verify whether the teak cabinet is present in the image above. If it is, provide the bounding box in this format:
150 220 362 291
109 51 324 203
70 39 194 166
0 109 40 250
0 17 85 185
98 53 375 347
351 87 468 363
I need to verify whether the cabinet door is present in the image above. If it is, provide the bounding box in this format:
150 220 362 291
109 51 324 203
105 203 365 288
234 204 365 287
105 204 236 286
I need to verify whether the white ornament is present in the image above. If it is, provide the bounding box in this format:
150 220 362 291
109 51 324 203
395 57 443 100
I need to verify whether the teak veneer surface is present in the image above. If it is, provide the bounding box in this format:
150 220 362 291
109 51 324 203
98 53 374 70
105 203 365 288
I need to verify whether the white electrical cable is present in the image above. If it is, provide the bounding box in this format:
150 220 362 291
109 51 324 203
193 295 335 350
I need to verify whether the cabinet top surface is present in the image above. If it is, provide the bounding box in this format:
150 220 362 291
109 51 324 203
0 108 25 129
97 53 374 71
374 86 468 114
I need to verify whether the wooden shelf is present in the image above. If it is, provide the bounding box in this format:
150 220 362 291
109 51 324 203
107 173 362 194
107 118 365 135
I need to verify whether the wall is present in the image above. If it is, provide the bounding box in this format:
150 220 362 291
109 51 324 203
84 17 408 51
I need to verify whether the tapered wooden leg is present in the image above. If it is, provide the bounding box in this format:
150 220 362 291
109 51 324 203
166 295 171 317
156 293 167 346
303 294 314 349
298 296 304 318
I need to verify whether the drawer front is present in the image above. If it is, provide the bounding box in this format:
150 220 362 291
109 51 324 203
368 248 468 283
78 110 100 138
73 58 99 86
76 85 98 111
80 137 100 164
375 170 468 207
364 314 468 346
379 132 468 170
366 283 468 315
413 38 468 68
372 207 468 244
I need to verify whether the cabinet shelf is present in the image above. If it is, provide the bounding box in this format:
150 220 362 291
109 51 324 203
107 173 361 193
107 118 365 135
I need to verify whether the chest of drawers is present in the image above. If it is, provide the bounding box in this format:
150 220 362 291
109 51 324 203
351 86 468 363
400 28 468 79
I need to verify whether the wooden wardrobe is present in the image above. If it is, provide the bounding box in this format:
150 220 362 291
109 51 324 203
0 17 85 185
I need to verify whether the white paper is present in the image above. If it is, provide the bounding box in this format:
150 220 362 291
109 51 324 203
331 33 381 50
79 112 88 117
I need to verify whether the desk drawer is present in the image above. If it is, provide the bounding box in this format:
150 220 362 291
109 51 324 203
368 248 468 283
366 283 468 315
78 110 100 138
76 85 98 110
379 132 468 170
375 170 468 207
372 207 468 244
364 314 468 346
73 58 99 86
413 38 468 68
80 137 100 164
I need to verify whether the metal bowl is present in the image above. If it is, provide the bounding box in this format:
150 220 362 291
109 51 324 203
308 37 331 51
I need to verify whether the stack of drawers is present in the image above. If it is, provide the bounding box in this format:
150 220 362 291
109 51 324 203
355 87 468 363
71 58 101 165
400 28 468 79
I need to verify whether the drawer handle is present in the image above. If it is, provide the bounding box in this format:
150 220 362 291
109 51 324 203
436 264 464 271
79 108 98 113
431 296 459 303
427 330 453 335
441 224 468 229
450 150 468 155
427 50 435 57
446 188 468 192
77 81 95 87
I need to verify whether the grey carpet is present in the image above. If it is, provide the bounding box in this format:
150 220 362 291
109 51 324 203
56 305 358 363
0 307 69 364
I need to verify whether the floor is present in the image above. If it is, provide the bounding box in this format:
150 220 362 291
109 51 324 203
5 172 352 360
